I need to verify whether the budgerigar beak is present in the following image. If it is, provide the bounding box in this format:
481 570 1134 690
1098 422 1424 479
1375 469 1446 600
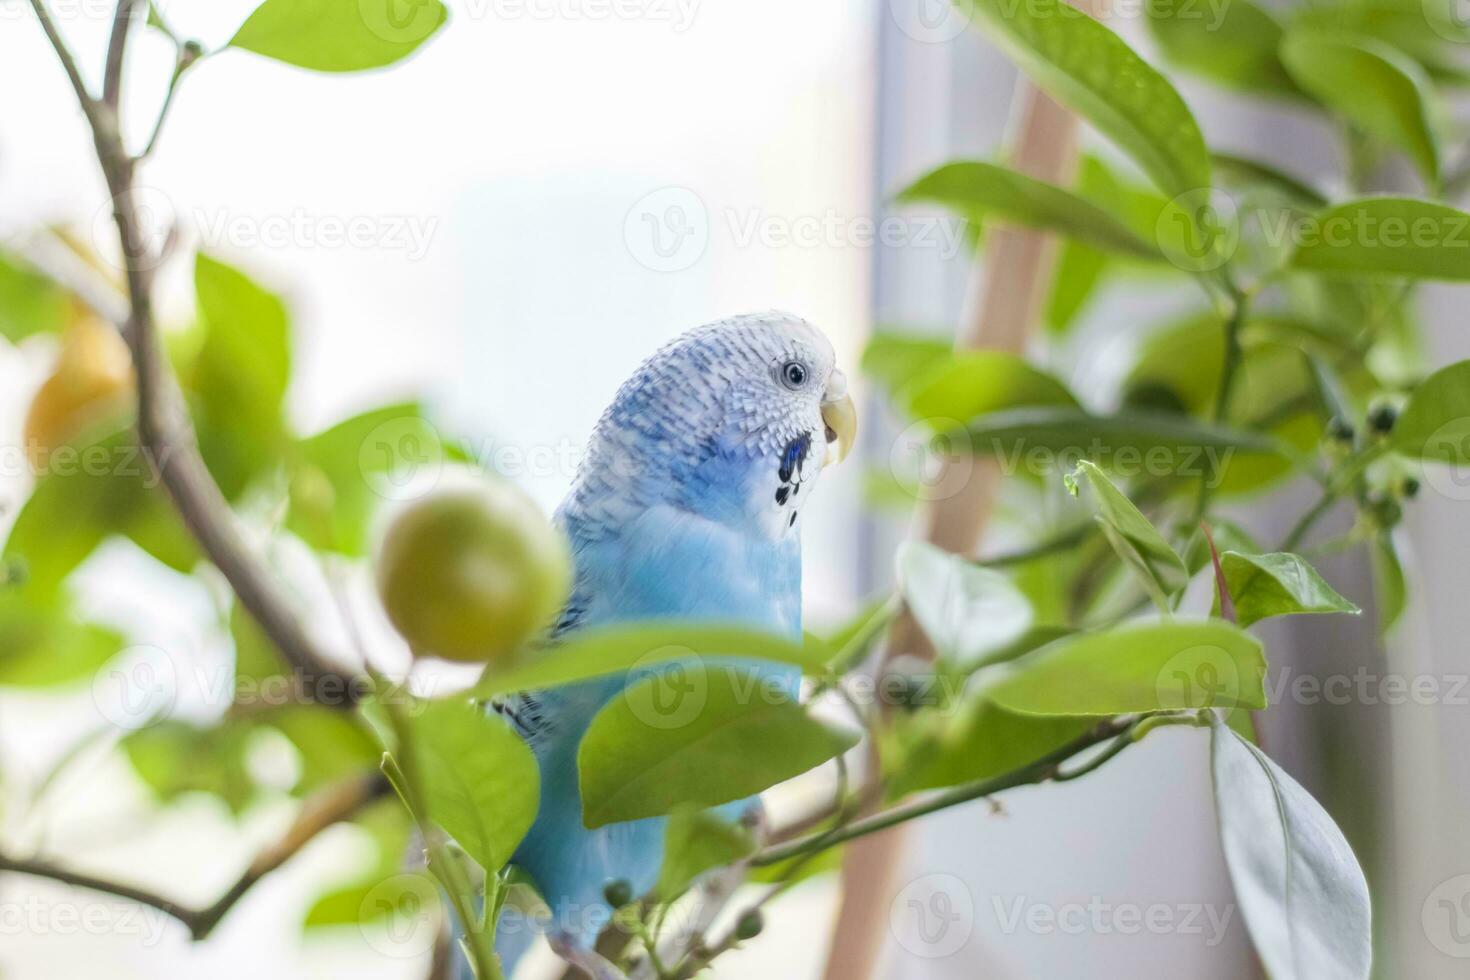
821 372 857 466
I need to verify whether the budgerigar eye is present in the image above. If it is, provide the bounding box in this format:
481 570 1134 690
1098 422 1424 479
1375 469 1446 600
780 360 810 390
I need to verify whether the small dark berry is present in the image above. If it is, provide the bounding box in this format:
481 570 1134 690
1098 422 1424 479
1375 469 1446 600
1402 477 1420 499
603 879 633 908
1327 417 1355 444
735 909 764 940
1367 403 1398 434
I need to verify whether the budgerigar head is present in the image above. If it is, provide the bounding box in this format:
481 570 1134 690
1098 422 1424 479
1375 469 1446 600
564 312 856 539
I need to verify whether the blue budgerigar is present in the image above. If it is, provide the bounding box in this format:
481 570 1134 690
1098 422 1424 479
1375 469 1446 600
487 312 856 977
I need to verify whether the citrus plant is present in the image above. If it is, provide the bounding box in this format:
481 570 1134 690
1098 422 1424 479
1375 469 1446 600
3 0 1468 978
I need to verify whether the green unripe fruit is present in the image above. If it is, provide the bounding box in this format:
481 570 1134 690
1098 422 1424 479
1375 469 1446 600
374 479 571 664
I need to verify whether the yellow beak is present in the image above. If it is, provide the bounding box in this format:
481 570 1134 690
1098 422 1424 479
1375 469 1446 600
821 390 857 466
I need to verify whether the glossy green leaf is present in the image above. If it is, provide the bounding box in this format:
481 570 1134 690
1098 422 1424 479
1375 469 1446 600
1291 198 1470 280
1068 460 1188 593
897 541 1034 666
987 620 1267 715
860 331 952 399
888 696 1091 797
578 666 857 827
656 808 756 899
1213 551 1360 627
470 624 824 700
958 0 1210 197
0 251 69 342
406 700 538 873
901 351 1077 427
959 406 1291 463
1209 719 1372 980
230 0 448 72
899 162 1161 258
1147 0 1303 99
1392 359 1470 462
190 254 291 498
124 720 259 815
1280 32 1440 184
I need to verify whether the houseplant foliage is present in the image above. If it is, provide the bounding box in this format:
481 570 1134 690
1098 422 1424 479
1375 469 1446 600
4 0 1468 977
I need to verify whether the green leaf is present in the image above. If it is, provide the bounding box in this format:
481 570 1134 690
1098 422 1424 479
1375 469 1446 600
1280 32 1441 184
190 254 291 498
470 623 825 700
230 0 448 72
1213 551 1359 627
1068 460 1188 594
898 162 1161 258
288 402 442 556
1146 0 1303 99
124 720 259 815
959 406 1292 464
887 696 1091 797
1045 236 1108 334
900 352 1077 427
269 707 380 794
1209 719 1372 980
987 620 1267 715
303 799 422 928
0 597 122 688
0 251 69 342
405 701 538 873
578 666 857 828
3 429 195 605
860 332 952 399
958 0 1210 197
896 541 1034 666
1291 198 1470 280
1212 153 1327 209
1370 533 1406 634
656 808 756 900
1392 359 1470 462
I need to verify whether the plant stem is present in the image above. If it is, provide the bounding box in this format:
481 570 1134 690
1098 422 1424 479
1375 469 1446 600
751 716 1134 868
1192 285 1251 524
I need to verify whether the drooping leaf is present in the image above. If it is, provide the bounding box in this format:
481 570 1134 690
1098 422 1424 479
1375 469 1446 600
1392 359 1470 462
1209 719 1372 980
1068 460 1188 595
1212 551 1359 627
957 0 1211 197
230 0 448 72
1280 32 1441 184
656 808 756 900
189 254 291 498
898 162 1161 258
1147 0 1303 99
1212 153 1327 209
987 620 1267 715
404 700 538 873
0 251 69 342
578 666 857 827
470 624 825 700
1292 198 1470 280
1369 533 1406 634
896 541 1034 667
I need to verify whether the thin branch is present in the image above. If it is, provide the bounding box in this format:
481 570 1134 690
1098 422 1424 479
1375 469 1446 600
30 0 367 709
139 45 200 160
0 773 388 940
102 0 138 110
